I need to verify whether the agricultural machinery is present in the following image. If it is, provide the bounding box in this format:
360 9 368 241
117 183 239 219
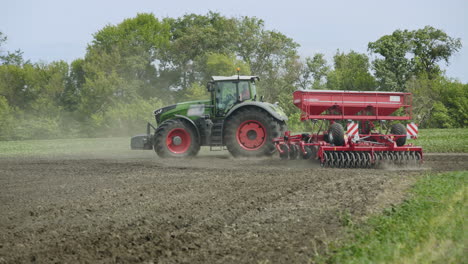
274 90 423 168
131 74 287 157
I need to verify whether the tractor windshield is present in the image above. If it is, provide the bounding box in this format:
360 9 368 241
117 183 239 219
215 80 256 116
215 81 237 115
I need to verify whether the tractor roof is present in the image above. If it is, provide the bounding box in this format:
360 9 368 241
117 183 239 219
211 75 260 82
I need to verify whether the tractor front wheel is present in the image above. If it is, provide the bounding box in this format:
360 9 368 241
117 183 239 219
154 119 200 158
224 108 283 157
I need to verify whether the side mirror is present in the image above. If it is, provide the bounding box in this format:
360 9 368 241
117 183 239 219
207 83 213 92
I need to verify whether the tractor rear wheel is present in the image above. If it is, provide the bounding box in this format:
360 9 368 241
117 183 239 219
154 119 200 158
391 123 406 146
328 123 345 146
224 108 283 157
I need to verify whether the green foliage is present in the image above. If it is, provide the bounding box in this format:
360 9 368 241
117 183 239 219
183 83 210 101
326 51 376 91
408 75 468 128
430 101 452 128
369 26 464 127
86 13 171 102
297 53 330 90
193 52 251 86
317 171 467 264
306 54 330 89
368 29 414 91
82 97 162 137
412 26 463 79
0 32 29 66
285 111 314 133
92 13 170 58
369 26 462 91
0 96 15 140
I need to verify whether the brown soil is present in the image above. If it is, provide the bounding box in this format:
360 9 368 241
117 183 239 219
0 152 466 263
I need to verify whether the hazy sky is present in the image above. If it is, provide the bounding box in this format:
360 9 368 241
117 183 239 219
2 0 467 82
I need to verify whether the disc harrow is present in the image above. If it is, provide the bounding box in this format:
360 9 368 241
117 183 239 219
320 151 421 168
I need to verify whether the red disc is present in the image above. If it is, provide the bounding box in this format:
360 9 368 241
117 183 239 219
236 120 266 150
166 128 191 154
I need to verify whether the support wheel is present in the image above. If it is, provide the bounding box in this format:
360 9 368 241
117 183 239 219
289 145 299 160
279 144 289 160
328 123 345 146
224 108 283 157
154 119 200 158
391 123 407 146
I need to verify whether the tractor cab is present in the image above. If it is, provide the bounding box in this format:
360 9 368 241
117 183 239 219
207 75 259 116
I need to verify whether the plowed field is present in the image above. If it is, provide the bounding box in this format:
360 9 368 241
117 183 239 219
0 151 466 263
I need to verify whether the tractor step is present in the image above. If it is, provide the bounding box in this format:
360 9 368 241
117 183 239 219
210 120 225 147
210 146 226 151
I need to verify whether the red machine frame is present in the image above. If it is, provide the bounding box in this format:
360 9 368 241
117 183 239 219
275 90 423 167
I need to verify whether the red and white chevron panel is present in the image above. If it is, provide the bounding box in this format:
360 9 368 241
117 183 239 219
406 122 418 138
347 122 359 137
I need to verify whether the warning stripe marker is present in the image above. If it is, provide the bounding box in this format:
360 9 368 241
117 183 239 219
406 122 418 138
347 122 359 136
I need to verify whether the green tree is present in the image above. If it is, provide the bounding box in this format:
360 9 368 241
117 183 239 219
0 95 15 140
369 26 462 91
76 13 171 132
198 53 250 79
411 26 462 79
408 75 467 128
0 32 29 66
298 53 330 90
160 12 238 91
86 13 170 99
368 29 413 91
326 51 376 91
61 58 85 111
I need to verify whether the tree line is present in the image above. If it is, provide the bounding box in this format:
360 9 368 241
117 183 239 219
0 12 466 140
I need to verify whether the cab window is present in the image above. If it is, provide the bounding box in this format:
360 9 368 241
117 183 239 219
215 81 237 114
239 81 250 101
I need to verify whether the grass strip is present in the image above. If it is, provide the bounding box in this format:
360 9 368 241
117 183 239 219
316 171 467 264
408 128 468 153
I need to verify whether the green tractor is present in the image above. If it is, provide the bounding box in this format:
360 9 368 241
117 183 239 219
131 74 288 157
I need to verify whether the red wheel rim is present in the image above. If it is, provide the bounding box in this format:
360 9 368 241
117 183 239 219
236 120 266 150
166 128 191 154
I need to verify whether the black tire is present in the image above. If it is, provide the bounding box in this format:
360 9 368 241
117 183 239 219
289 144 299 160
303 145 318 160
224 107 283 157
391 123 406 146
302 146 313 159
154 119 200 158
279 144 289 160
328 123 345 146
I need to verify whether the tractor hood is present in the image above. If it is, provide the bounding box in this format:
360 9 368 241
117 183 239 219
154 100 210 124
